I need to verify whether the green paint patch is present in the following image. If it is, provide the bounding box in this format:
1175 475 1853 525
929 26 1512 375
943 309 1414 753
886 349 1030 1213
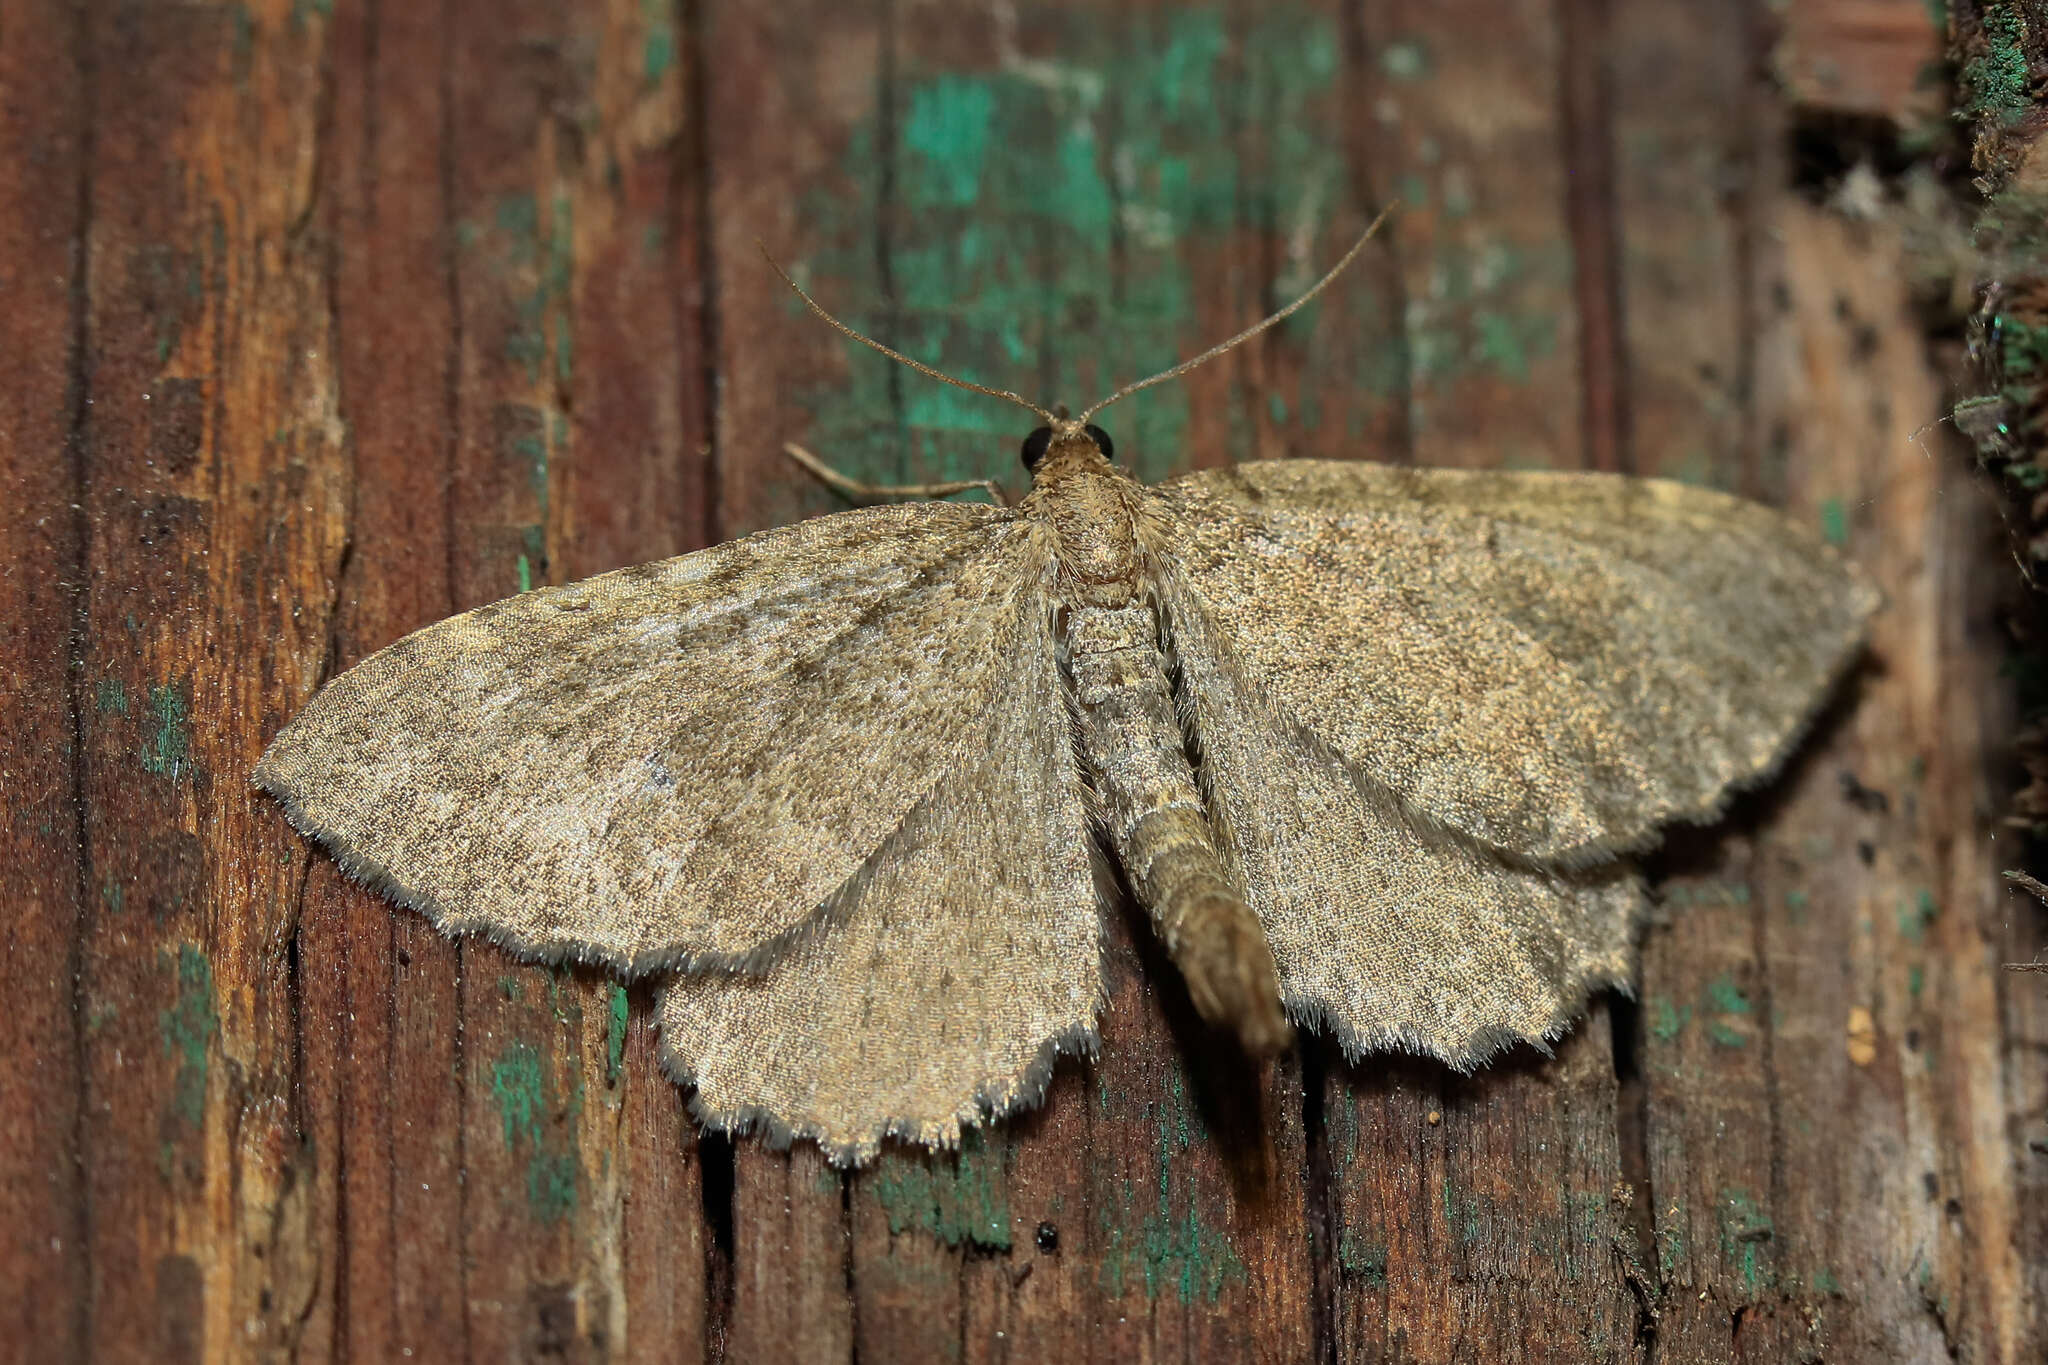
1908 964 1925 1000
1475 311 1536 382
1820 497 1849 547
1091 1066 1250 1302
1717 1186 1774 1297
96 678 128 715
1647 996 1690 1043
1784 888 1810 923
492 1044 546 1145
1661 880 1752 910
643 24 676 86
525 1152 578 1223
470 190 574 452
140 682 192 779
489 1041 581 1224
1657 1218 1686 1280
869 1133 1011 1250
1404 240 1570 401
606 984 629 1084
1098 1196 1249 1304
1337 1226 1388 1286
1703 974 1753 1049
1897 889 1939 941
135 243 205 367
1380 40 1430 80
1440 1176 1482 1245
517 554 533 594
795 5 1358 495
905 77 996 209
101 876 125 916
158 945 218 1130
1704 975 1752 1016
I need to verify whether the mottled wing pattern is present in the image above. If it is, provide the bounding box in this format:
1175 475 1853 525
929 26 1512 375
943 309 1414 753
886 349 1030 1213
257 502 1044 974
657 586 1100 1163
1150 461 1876 864
1162 580 1643 1064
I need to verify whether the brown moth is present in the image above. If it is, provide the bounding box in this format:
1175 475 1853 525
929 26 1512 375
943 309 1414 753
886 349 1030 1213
257 228 1876 1165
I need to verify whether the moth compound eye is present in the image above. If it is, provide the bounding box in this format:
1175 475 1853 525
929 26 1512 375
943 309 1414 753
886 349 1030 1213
1084 425 1115 461
1020 426 1054 470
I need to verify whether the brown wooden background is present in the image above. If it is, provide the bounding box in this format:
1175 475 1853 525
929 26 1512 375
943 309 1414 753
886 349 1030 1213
3 0 2042 1361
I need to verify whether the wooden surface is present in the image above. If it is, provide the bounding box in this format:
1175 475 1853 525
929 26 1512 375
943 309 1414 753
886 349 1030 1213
1 1 2040 1361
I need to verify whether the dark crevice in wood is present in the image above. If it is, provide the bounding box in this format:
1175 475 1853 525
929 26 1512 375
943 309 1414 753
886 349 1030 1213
434 4 475 1356
1607 993 1661 1356
1732 0 1776 505
874 0 904 484
314 14 371 1356
842 1170 861 1365
1339 0 1413 465
1557 0 1629 475
1746 860 1789 1347
1786 108 1919 200
436 0 463 632
60 3 97 1361
1103 13 1126 331
280 858 321 1365
1300 1033 1339 1365
1736 6 1793 1303
1231 5 1264 468
680 0 719 549
698 1131 736 1363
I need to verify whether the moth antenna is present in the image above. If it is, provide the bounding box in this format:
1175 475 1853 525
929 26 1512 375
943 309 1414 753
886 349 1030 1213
758 242 1058 426
1076 204 1397 426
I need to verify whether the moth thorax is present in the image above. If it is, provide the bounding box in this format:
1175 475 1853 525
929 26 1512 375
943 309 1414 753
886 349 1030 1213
1051 519 1144 604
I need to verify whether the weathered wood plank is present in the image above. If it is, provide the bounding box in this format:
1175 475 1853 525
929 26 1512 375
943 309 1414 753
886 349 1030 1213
0 3 89 1360
298 3 467 1360
1609 3 1792 1360
1325 3 1638 1360
0 1 2038 1361
1740 203 2018 1362
67 4 339 1361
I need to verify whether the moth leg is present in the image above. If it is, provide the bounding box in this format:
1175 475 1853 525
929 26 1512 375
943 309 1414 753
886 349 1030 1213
784 443 1009 507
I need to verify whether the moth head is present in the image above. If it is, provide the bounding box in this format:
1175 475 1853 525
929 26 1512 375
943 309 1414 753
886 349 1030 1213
1021 420 1114 474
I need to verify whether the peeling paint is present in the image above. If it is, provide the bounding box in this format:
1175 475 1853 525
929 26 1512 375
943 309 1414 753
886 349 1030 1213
796 4 1358 496
490 1041 580 1223
1703 973 1753 1049
869 1132 1012 1251
1716 1186 1773 1297
140 681 192 779
158 944 218 1130
606 984 629 1084
1819 496 1849 547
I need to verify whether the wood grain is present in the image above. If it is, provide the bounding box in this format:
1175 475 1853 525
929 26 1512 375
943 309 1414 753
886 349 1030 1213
1 0 2035 1361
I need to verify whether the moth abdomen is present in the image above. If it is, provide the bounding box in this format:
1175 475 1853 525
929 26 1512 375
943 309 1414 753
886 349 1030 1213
1123 807 1290 1056
1065 599 1291 1056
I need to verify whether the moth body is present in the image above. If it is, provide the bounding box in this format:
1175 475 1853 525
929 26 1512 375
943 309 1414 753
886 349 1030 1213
1034 423 1291 1054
